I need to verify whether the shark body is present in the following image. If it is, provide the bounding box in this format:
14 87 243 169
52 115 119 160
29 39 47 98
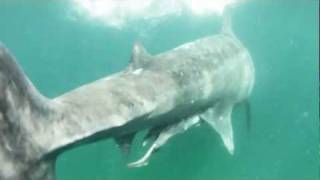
0 18 254 180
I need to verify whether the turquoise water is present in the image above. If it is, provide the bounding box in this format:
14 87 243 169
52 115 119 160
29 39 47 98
0 1 318 179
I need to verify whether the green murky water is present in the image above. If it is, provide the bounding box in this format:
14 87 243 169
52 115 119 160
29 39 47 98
0 1 318 179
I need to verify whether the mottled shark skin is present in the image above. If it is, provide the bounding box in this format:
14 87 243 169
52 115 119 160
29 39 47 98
0 19 254 180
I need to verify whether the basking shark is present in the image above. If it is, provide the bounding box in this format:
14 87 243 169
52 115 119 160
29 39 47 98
0 16 254 180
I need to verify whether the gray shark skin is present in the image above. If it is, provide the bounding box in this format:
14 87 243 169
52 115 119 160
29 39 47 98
0 18 254 179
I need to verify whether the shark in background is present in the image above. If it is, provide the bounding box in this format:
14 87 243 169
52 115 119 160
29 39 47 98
0 12 254 180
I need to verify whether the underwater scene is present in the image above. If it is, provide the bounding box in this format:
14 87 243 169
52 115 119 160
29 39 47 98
0 0 318 179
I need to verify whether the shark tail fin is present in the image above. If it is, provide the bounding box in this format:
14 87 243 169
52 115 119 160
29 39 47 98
0 43 55 179
0 43 49 114
0 43 50 150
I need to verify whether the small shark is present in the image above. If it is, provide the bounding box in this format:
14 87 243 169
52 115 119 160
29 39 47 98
0 15 254 180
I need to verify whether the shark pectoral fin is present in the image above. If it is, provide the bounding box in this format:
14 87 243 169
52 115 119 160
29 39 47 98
114 132 136 157
128 115 201 168
142 125 167 147
127 141 158 168
130 42 152 69
201 102 235 155
127 131 172 168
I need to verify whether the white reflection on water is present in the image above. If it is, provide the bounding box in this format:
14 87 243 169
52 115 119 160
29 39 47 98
72 0 238 28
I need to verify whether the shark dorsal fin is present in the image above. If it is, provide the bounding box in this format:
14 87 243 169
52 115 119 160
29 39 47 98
201 102 234 155
221 11 235 37
130 42 151 69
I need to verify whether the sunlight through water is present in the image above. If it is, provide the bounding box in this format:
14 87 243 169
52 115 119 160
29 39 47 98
72 0 238 28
